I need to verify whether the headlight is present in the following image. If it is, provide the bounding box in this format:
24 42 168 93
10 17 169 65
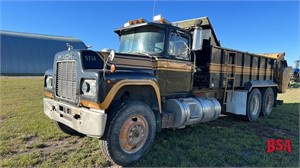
81 79 96 96
45 76 53 89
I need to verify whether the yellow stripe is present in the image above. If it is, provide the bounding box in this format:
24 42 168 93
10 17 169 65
155 60 193 72
209 63 274 76
81 80 162 112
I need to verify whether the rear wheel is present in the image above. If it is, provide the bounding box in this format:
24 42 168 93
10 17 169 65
261 88 275 117
246 88 262 121
100 101 156 166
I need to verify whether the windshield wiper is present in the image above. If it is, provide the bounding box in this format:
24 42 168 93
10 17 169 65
136 52 151 56
128 51 152 57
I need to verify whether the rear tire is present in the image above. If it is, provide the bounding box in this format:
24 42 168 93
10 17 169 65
245 88 262 121
261 88 274 117
99 101 156 166
54 121 83 136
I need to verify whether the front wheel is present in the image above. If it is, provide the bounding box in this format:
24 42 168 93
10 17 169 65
100 101 156 166
245 88 262 121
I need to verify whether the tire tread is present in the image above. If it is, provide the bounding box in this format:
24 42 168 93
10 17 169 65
99 101 156 166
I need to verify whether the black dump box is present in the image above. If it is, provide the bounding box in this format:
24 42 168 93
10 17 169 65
173 17 291 93
193 46 286 91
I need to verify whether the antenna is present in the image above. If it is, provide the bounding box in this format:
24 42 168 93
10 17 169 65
152 0 156 18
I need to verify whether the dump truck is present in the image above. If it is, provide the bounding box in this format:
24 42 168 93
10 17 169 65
43 15 292 166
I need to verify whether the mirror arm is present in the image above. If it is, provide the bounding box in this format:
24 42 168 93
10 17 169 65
103 50 115 79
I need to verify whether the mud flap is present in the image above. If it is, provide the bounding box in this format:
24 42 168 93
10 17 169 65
226 90 248 115
278 66 292 93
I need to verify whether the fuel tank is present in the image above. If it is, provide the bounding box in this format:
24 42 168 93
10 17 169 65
163 97 221 128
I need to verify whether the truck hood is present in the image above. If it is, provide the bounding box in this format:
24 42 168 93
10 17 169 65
55 50 105 70
55 50 155 71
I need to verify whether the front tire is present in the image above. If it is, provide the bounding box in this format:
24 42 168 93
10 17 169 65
100 101 156 166
246 88 262 121
261 88 275 117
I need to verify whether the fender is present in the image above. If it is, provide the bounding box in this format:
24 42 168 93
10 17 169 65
244 80 278 92
81 79 162 112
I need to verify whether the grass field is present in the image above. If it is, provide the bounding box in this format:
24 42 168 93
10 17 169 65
0 77 299 167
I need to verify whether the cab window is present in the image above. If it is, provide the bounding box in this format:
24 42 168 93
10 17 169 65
168 32 189 60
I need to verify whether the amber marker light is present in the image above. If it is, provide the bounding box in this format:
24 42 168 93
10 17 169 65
139 18 144 23
44 91 53 98
80 100 101 110
110 64 116 73
133 19 139 24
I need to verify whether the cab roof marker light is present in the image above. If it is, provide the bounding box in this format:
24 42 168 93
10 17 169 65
153 15 162 22
139 18 148 23
153 15 170 24
124 18 148 27
124 20 133 27
133 19 139 24
124 22 130 27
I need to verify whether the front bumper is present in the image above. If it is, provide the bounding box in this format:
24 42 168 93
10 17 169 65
43 98 107 138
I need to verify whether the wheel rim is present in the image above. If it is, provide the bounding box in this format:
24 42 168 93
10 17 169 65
250 95 260 116
119 114 149 154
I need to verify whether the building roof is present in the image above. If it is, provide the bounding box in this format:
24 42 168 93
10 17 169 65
0 30 87 75
1 30 84 42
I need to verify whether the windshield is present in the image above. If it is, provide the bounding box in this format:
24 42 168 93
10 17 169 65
119 26 165 55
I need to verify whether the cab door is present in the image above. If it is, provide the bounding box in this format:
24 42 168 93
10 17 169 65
166 32 193 94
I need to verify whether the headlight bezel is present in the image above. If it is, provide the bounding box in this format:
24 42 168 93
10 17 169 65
45 76 53 90
81 79 97 97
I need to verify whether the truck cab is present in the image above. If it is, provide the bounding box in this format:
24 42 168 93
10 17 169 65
114 17 194 96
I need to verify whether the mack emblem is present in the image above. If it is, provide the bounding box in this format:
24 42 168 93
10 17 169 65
57 53 73 60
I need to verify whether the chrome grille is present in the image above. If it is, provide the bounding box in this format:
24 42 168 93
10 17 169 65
56 61 77 102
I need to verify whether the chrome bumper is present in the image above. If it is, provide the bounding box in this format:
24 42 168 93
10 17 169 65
43 98 107 138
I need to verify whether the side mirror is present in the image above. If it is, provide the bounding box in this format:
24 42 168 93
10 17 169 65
101 48 115 62
108 50 115 62
192 27 203 51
